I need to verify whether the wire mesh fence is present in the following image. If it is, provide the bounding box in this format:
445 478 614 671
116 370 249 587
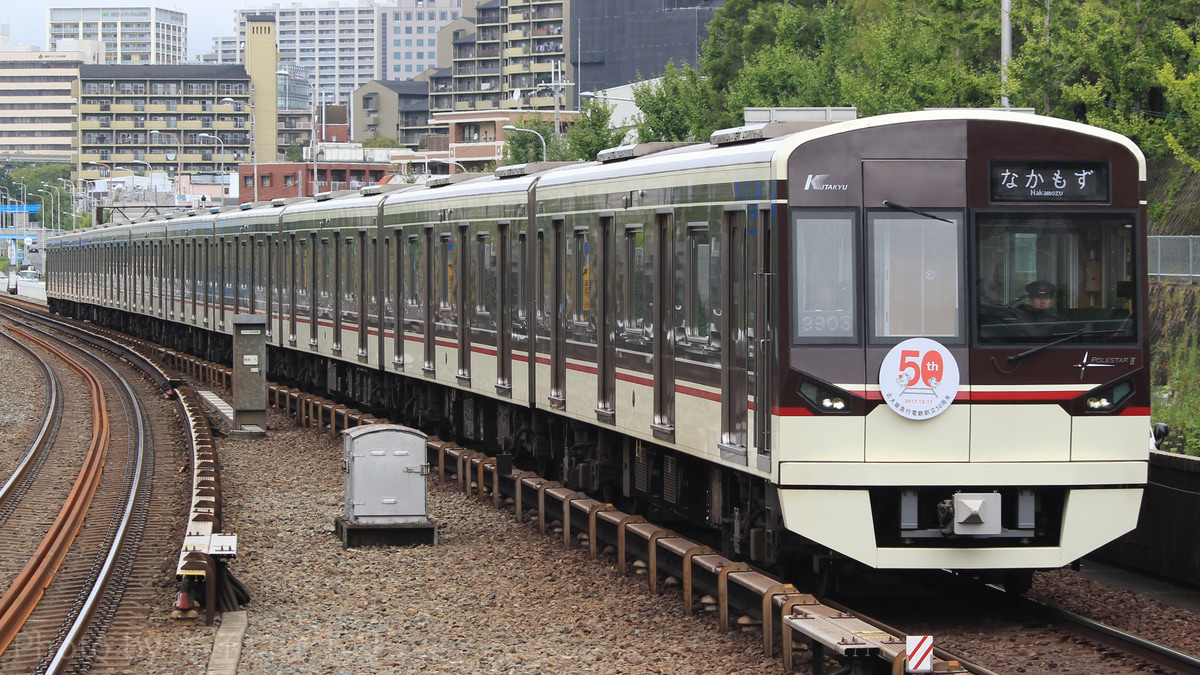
1149 236 1200 283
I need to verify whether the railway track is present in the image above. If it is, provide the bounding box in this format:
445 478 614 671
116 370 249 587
0 307 187 675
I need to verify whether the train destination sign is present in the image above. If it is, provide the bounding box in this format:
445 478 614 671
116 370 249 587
989 161 1109 203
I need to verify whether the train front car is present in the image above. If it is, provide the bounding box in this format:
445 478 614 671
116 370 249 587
776 110 1149 588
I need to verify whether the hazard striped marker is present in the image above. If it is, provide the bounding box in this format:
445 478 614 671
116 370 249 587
906 635 934 673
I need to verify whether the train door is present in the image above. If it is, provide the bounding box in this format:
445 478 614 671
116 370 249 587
496 221 513 396
719 207 750 465
333 229 343 354
456 224 470 381
596 216 616 421
651 210 675 441
752 205 774 472
360 229 372 361
548 217 566 409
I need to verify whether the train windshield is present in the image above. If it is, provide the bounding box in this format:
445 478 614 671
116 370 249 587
975 212 1136 344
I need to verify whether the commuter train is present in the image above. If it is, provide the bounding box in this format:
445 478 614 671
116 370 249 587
47 109 1151 591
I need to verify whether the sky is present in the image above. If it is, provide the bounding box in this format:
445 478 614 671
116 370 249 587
2 0 297 60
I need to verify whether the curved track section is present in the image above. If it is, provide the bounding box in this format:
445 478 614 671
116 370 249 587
0 316 154 674
0 326 62 524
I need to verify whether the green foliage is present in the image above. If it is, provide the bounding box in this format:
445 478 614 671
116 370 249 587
632 61 731 143
362 137 400 148
285 142 305 162
565 98 626 161
500 116 570 165
1148 284 1200 454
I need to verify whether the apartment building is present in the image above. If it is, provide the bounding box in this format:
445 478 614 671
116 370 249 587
234 2 380 106
353 79 433 147
435 0 715 115
0 46 101 163
46 6 188 64
377 0 464 80
76 64 253 190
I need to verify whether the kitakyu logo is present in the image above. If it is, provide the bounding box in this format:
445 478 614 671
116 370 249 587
804 174 849 191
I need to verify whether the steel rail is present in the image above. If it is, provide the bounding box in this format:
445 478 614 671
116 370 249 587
0 326 60 512
0 326 110 657
42 324 149 673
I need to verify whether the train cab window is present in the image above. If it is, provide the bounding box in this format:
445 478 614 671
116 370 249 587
976 213 1136 344
791 211 856 343
868 211 963 342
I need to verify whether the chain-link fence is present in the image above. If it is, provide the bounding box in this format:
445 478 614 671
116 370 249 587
1149 236 1200 283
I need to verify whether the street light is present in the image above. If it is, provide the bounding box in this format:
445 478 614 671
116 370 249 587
0 186 9 229
222 97 258 203
430 158 467 174
197 133 226 200
150 129 182 204
87 161 113 206
58 178 78 229
40 183 62 231
31 193 47 249
132 160 156 207
502 124 546 162
277 70 318 196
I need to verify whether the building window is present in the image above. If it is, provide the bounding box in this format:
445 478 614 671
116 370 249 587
244 175 252 187
285 174 295 186
262 175 271 187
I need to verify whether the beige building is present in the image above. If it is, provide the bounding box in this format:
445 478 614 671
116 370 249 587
47 6 188 64
76 64 253 198
0 46 102 163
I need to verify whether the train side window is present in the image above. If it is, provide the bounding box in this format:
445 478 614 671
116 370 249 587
473 230 493 322
618 225 648 346
868 210 963 342
791 210 856 343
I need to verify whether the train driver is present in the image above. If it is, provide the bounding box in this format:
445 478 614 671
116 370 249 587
1023 280 1057 315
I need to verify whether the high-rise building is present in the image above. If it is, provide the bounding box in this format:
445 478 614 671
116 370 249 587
377 0 463 81
46 6 188 64
0 45 102 163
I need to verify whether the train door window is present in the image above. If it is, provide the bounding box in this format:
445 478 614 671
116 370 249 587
496 221 512 392
975 212 1136 344
183 241 192 301
567 225 596 344
239 237 251 313
684 222 714 342
510 230 526 327
472 228 496 340
403 233 423 334
294 235 308 316
791 210 856 343
364 232 377 330
318 234 333 321
868 211 962 341
384 233 396 334
255 237 267 313
340 230 358 325
617 225 650 354
435 232 457 331
172 241 180 305
549 217 566 407
423 228 436 373
536 228 550 340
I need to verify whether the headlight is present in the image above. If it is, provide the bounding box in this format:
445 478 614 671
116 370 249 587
800 379 854 414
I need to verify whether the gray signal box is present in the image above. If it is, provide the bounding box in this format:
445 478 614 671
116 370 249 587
231 314 267 432
334 424 436 548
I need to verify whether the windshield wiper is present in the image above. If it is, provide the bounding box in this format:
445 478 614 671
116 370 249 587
882 200 954 223
1001 323 1131 367
1005 328 1090 364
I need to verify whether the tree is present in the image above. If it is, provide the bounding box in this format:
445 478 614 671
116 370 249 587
565 97 626 160
363 137 400 148
500 116 570 165
632 61 729 143
285 142 305 162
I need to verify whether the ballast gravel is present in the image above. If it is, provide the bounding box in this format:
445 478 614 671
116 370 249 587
129 409 787 674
